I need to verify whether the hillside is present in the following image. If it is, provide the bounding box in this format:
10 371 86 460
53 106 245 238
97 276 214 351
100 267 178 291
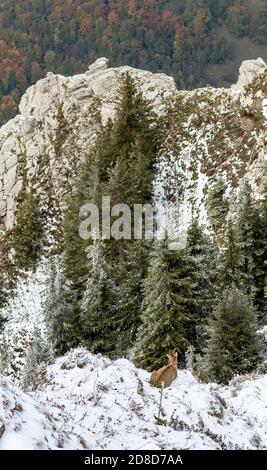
1 348 267 450
0 57 266 450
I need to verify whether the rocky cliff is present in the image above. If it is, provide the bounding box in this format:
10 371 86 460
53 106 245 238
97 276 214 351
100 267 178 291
0 57 266 238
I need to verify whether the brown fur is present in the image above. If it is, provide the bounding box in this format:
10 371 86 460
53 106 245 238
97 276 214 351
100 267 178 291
149 350 178 388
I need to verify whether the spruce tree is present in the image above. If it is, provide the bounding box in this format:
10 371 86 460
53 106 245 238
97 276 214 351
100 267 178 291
134 239 189 371
185 219 218 349
80 240 118 355
113 240 149 355
236 182 263 302
43 259 70 355
202 288 263 384
218 222 243 289
206 179 228 233
12 192 43 271
63 72 159 355
100 73 158 355
63 123 114 347
252 194 267 318
22 327 53 389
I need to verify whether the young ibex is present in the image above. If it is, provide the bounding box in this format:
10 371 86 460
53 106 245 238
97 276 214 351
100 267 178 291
150 350 178 388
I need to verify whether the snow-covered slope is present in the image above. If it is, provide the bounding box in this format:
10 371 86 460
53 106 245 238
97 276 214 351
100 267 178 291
0 374 72 450
1 349 266 450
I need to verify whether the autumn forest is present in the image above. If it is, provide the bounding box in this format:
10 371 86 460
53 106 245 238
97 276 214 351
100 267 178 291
0 0 266 125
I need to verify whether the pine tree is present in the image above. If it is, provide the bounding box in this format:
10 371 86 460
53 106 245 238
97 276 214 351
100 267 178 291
252 194 267 318
12 192 43 271
22 327 53 389
100 73 158 355
134 239 189 371
206 179 228 233
218 222 243 289
80 240 118 355
63 123 114 347
218 185 267 319
43 259 70 355
63 72 159 355
185 219 218 349
202 288 263 384
113 240 149 355
236 182 263 301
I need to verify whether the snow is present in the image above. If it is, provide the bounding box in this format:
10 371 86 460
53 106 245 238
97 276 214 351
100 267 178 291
0 261 48 324
1 348 266 450
0 262 49 382
0 375 71 450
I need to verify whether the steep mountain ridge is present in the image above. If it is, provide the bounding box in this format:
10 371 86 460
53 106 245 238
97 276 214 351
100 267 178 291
0 57 266 241
0 58 266 368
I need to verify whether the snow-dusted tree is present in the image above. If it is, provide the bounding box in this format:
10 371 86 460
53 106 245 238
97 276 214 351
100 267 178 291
80 240 118 355
206 179 228 233
216 184 267 320
22 327 53 389
236 182 266 311
218 222 243 290
134 239 189 371
12 191 43 271
43 259 70 355
185 219 218 349
202 288 263 384
252 193 267 318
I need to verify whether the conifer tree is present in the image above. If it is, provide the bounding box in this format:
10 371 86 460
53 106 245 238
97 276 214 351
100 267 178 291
100 73 158 354
217 185 267 319
43 259 70 355
206 179 228 233
113 240 149 355
218 222 243 289
12 192 43 271
202 288 263 384
80 240 118 355
134 239 189 371
0 229 14 311
63 123 113 293
22 327 53 389
185 219 218 349
63 123 114 347
252 194 267 318
63 73 159 354
236 182 263 302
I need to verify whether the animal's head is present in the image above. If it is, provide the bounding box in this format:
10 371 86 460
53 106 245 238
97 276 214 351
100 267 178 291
167 349 178 367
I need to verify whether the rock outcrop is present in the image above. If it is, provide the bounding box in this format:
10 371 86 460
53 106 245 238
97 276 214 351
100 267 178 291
0 58 176 231
0 57 266 235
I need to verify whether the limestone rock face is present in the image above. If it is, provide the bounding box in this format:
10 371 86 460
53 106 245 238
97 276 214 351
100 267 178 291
0 58 176 231
235 58 266 90
0 58 266 236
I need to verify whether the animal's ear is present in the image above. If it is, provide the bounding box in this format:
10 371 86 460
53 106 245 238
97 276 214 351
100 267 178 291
172 349 177 356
